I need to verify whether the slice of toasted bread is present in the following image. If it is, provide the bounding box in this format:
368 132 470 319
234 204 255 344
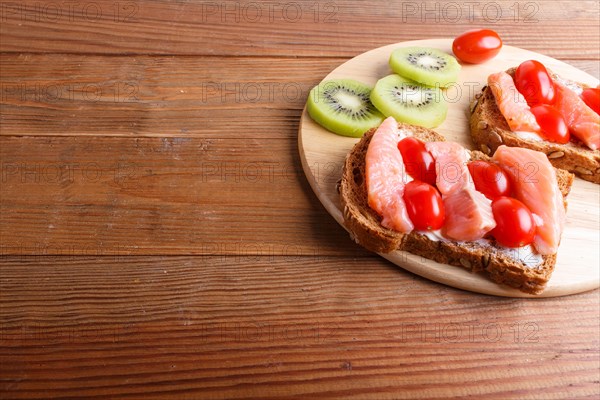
340 123 574 294
470 68 599 184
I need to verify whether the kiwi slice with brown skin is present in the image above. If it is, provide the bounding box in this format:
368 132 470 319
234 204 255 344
307 79 384 137
390 47 461 88
370 74 447 128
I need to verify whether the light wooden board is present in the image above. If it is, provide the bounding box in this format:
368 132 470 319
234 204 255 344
299 38 600 298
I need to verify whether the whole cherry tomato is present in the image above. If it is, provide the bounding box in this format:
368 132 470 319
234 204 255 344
397 137 437 186
529 105 570 144
491 197 536 248
514 60 555 106
403 181 445 231
452 29 503 64
580 87 600 115
467 160 512 200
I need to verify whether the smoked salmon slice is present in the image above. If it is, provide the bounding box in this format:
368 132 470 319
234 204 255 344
443 188 496 242
493 145 566 255
425 141 472 194
366 117 414 233
425 142 496 241
554 79 600 150
488 71 541 133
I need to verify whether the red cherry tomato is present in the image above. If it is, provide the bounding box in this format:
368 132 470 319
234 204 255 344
397 137 437 186
581 88 600 115
529 105 570 144
452 29 503 64
514 60 555 106
403 181 445 231
467 161 512 200
491 197 536 248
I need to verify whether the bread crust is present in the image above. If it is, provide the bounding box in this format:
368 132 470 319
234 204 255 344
469 69 600 184
340 123 574 295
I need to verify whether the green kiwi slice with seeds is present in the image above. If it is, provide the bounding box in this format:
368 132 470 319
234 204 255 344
370 74 447 128
390 47 461 88
306 79 384 137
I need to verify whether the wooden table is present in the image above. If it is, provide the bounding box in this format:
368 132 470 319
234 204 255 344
1 1 598 398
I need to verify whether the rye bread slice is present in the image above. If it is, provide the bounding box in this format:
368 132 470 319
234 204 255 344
470 68 600 184
340 123 574 295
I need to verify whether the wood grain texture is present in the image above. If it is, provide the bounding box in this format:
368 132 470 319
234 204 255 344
1 256 599 399
0 55 598 138
0 54 343 137
1 0 599 398
0 0 598 59
0 135 369 256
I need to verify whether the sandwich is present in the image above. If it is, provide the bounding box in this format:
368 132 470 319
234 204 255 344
470 63 599 183
340 117 573 294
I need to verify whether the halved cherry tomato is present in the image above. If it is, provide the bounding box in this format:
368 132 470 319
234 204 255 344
529 104 570 144
403 181 445 231
467 160 511 200
514 60 555 106
581 87 600 115
452 29 502 64
491 197 536 248
397 137 437 186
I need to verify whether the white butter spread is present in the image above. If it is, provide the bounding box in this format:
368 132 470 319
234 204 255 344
475 240 543 268
417 232 544 268
513 130 544 142
397 128 413 140
553 75 584 95
497 244 544 268
464 149 472 162
420 230 446 242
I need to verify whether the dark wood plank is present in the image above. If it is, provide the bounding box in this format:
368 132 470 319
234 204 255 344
0 1 598 59
1 256 598 398
0 135 368 256
0 54 342 137
1 55 597 138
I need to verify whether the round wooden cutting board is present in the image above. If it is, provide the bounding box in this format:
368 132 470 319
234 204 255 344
299 39 600 298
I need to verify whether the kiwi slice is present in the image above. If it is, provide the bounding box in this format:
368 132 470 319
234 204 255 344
370 74 447 128
390 47 461 88
306 79 384 137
